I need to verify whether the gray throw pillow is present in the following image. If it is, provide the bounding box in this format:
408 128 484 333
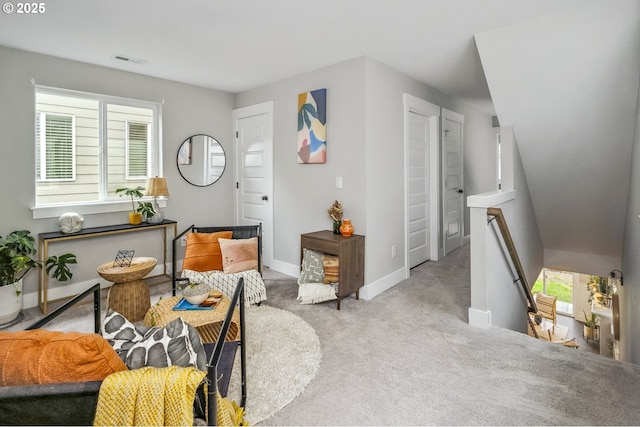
299 248 324 283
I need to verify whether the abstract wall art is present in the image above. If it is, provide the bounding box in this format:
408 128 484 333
297 88 327 164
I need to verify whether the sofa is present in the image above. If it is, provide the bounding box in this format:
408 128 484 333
173 223 267 305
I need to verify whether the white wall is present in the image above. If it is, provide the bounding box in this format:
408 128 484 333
620 74 640 364
543 249 620 278
468 128 543 331
0 46 235 307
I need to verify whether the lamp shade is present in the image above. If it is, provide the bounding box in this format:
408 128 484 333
145 177 169 197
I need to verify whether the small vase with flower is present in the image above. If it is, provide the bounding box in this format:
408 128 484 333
328 200 343 235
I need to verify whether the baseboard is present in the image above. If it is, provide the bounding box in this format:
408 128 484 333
267 259 299 278
468 308 491 328
358 267 406 300
266 260 407 302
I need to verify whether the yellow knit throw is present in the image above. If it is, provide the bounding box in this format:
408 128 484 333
93 365 206 426
215 391 248 426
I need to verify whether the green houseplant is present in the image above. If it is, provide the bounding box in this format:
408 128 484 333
0 230 77 323
583 310 600 341
136 201 156 222
115 186 146 225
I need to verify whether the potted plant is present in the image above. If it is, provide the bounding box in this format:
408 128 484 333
0 230 77 323
115 186 146 225
327 200 343 234
583 310 600 341
136 201 156 223
587 275 609 307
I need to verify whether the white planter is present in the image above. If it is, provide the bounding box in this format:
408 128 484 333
0 279 23 324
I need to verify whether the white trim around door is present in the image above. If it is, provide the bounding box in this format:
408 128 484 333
232 101 274 268
403 94 441 278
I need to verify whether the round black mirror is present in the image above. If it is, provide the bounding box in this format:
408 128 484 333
177 134 226 186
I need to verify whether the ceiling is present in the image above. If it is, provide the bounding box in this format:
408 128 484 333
0 0 584 115
476 0 640 262
1 0 639 267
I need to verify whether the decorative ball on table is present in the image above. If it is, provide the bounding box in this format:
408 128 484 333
58 212 84 234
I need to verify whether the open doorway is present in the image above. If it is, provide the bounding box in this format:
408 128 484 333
531 268 604 355
532 268 574 316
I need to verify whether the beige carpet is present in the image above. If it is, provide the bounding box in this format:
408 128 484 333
258 245 640 425
7 244 640 425
226 304 321 424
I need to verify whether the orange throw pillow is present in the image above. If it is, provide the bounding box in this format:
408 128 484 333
219 237 259 274
182 231 233 272
0 330 127 386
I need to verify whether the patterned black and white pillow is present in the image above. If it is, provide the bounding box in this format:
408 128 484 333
101 309 145 359
101 311 206 371
126 318 206 370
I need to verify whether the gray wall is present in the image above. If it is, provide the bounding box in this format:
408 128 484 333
2 45 497 309
235 57 367 274
621 75 640 364
469 128 543 332
236 56 496 291
490 135 543 331
0 46 235 303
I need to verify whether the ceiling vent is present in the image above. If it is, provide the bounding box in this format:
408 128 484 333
113 54 148 65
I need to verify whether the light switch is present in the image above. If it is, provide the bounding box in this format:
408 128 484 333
336 176 343 188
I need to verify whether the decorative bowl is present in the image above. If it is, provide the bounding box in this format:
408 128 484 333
184 293 208 305
182 282 210 305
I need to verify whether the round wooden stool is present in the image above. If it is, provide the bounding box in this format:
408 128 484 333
97 257 157 322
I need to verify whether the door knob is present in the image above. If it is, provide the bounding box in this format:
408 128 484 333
457 189 463 194
261 195 268 201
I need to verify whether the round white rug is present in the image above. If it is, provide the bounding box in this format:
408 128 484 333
226 304 321 424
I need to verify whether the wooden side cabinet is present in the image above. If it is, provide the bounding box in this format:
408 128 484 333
300 230 365 310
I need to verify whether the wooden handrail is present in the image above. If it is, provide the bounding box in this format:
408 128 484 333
486 207 538 314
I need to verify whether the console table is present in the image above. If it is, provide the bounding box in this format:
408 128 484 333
300 230 365 310
38 219 177 314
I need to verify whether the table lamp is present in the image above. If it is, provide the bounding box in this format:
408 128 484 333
145 177 169 224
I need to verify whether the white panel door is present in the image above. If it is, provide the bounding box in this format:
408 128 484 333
442 108 464 255
232 102 273 267
404 94 440 273
407 110 430 268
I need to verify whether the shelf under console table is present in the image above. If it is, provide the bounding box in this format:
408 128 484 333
300 230 365 310
38 219 177 314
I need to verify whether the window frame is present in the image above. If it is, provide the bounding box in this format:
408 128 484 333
32 85 163 219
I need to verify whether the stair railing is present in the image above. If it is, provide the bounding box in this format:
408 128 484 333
25 282 102 333
486 208 538 320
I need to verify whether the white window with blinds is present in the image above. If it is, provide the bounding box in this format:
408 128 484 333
126 122 151 179
33 86 162 216
37 113 76 181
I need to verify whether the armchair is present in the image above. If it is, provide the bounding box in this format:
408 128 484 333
173 224 267 305
0 279 246 425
